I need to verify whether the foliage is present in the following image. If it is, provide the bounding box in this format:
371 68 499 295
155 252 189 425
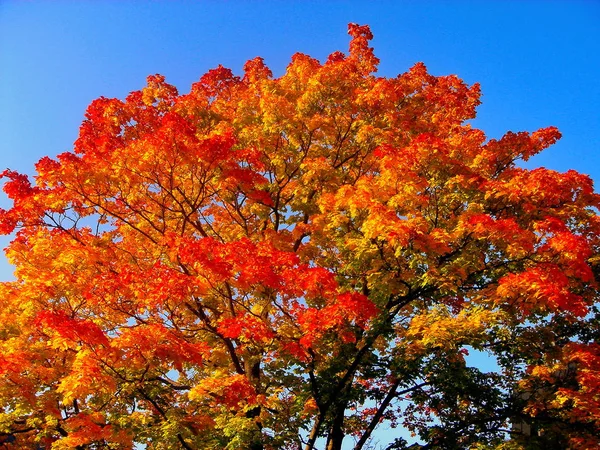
0 24 599 450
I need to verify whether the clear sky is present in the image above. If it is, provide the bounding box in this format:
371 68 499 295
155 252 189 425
0 1 599 447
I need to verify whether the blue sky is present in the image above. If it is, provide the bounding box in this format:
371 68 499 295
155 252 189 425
0 1 599 447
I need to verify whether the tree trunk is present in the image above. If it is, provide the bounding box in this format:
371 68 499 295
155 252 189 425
325 403 346 450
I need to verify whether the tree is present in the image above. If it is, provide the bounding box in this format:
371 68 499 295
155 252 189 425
0 24 598 450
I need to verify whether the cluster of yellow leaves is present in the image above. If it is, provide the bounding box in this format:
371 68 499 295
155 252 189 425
405 305 501 356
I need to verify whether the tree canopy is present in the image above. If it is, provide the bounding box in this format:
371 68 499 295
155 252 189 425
0 24 599 450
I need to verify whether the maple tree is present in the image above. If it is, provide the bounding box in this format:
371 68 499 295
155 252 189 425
1 24 599 450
